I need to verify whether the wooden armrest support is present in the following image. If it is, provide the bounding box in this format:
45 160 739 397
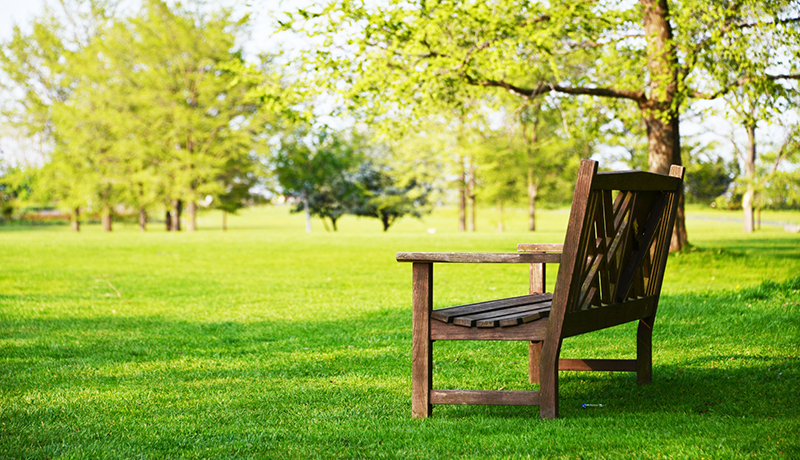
397 252 561 264
517 243 564 253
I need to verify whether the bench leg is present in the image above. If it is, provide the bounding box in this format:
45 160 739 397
412 263 433 418
637 316 654 385
539 339 561 419
528 262 546 386
528 341 542 384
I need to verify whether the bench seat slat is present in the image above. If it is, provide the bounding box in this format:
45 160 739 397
431 293 552 323
434 294 553 328
459 304 552 328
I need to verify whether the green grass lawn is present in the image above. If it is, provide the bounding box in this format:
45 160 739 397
1 206 799 459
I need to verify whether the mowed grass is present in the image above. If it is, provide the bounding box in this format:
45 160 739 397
1 205 799 459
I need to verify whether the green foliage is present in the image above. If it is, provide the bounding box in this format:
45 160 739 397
283 0 799 134
757 126 800 210
350 159 433 231
283 0 800 247
684 145 738 205
271 126 364 230
0 166 34 220
761 168 800 209
0 0 273 229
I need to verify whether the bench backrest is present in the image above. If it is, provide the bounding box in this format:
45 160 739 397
548 159 685 339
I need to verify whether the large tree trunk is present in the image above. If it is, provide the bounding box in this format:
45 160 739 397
742 123 756 233
139 208 147 231
166 211 172 231
171 200 182 231
458 162 467 231
71 207 80 232
641 0 687 251
644 112 686 251
527 168 538 232
102 203 112 232
187 201 197 232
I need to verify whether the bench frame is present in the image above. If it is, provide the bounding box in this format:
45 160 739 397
397 159 685 419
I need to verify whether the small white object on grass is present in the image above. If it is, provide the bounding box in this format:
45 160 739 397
427 228 436 234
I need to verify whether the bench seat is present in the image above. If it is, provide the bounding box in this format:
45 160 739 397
432 293 552 328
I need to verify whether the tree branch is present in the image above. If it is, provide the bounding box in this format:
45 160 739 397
464 75 646 103
770 127 795 175
691 74 800 100
550 83 646 102
738 16 800 29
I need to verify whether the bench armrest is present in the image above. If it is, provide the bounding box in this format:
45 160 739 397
396 252 561 264
517 243 563 253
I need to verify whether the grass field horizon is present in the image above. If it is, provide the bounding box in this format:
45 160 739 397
2 205 798 458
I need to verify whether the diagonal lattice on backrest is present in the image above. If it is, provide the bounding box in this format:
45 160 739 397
566 188 676 313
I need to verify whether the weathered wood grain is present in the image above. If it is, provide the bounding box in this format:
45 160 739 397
431 293 552 324
529 263 546 294
592 170 683 191
411 263 433 419
454 303 550 328
558 359 637 372
397 252 561 264
431 390 541 406
430 318 548 341
560 296 657 338
517 243 564 253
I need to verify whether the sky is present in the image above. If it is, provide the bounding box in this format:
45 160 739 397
0 0 304 53
0 0 47 40
0 0 793 170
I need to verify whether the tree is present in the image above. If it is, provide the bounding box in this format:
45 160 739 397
284 0 800 250
124 0 264 232
0 0 108 230
683 144 738 205
1 0 269 231
271 126 362 232
722 85 794 232
351 160 433 232
0 166 34 222
212 155 264 232
746 123 800 218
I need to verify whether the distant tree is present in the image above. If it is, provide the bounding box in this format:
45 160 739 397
304 174 362 232
0 166 34 222
0 0 269 232
351 160 433 232
684 149 738 205
378 113 479 232
122 0 265 232
271 127 362 232
749 124 800 216
212 156 264 232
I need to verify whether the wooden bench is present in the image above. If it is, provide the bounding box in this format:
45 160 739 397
397 159 685 419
